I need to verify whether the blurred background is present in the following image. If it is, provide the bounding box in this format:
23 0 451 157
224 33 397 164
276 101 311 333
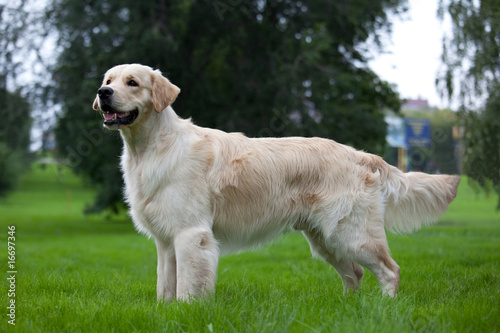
1 0 498 214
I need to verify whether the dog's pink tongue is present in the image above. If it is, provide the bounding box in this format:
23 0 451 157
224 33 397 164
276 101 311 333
103 113 116 121
103 112 127 120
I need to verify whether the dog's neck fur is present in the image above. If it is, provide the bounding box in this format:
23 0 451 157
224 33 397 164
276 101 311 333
119 106 197 164
120 107 177 156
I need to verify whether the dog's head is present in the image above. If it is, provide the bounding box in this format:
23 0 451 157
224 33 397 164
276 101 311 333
92 64 180 129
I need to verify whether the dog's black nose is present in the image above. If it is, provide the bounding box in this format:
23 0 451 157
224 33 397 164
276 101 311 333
97 86 114 100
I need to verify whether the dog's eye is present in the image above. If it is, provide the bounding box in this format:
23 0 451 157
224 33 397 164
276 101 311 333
127 80 139 87
106 79 111 85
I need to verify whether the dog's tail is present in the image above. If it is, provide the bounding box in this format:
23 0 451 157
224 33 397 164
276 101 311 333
368 157 460 234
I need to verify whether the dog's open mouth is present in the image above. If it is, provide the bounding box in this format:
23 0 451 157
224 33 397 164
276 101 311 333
101 108 139 127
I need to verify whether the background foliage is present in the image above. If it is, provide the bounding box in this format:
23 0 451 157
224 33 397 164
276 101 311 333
0 88 32 196
461 88 500 207
438 0 500 206
0 1 50 196
0 3 33 196
45 0 407 213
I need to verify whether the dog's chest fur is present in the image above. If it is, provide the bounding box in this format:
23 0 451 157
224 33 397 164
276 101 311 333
120 129 213 239
121 148 168 237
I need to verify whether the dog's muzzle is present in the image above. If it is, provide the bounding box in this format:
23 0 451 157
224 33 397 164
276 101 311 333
96 86 139 128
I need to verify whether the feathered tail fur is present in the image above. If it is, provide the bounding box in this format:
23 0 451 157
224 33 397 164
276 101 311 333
379 164 460 234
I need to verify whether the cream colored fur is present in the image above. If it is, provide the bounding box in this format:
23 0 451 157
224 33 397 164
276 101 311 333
93 64 460 301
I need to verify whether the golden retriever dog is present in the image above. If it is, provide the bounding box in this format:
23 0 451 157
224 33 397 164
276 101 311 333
92 64 460 301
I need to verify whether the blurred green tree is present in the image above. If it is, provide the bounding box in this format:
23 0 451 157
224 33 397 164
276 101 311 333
461 89 500 207
438 0 500 207
0 88 32 197
46 0 407 213
0 3 32 197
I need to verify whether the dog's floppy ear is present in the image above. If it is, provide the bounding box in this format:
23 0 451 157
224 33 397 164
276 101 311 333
92 96 100 110
152 70 181 113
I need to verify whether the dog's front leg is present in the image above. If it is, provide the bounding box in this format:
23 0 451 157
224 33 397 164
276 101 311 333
155 238 177 301
174 227 219 301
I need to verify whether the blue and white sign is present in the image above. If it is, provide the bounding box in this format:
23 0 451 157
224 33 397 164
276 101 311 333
405 118 431 147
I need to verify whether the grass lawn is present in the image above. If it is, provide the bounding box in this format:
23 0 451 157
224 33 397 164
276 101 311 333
1 164 499 332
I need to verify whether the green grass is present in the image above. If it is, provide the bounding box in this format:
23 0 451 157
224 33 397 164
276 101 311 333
1 164 499 332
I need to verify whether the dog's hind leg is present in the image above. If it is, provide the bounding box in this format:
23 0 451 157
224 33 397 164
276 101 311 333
352 239 400 297
331 173 400 297
303 229 364 294
332 217 400 297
